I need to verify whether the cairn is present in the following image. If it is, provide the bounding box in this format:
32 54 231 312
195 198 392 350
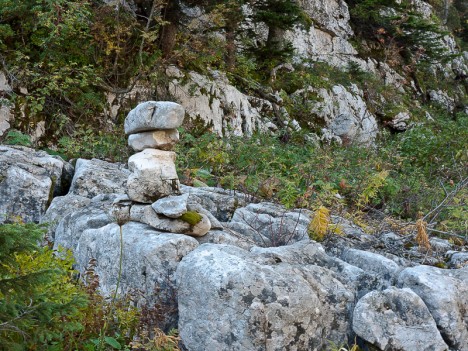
123 101 210 237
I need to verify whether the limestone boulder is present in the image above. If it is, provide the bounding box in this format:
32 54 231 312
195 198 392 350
397 265 468 350
295 85 378 145
53 194 119 250
41 194 91 240
0 145 72 223
227 202 309 247
353 287 448 351
124 101 185 135
68 158 130 198
75 222 199 330
341 248 402 286
176 243 353 350
447 252 468 268
128 129 179 151
127 149 180 203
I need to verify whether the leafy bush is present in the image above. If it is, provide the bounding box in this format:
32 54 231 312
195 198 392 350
0 222 181 350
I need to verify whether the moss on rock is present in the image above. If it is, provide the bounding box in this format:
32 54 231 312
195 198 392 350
179 211 203 225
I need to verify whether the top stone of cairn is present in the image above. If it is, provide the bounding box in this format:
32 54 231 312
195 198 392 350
124 101 185 135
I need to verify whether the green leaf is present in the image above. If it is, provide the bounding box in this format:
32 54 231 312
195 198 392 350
104 336 122 349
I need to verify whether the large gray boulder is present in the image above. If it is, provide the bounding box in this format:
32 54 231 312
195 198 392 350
397 265 468 350
0 145 72 223
68 158 130 198
53 194 119 249
124 101 185 135
75 221 199 330
176 243 353 350
41 194 91 240
353 287 449 351
226 203 309 247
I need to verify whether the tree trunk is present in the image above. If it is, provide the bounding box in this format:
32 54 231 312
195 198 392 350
159 1 179 59
266 26 286 51
225 21 237 71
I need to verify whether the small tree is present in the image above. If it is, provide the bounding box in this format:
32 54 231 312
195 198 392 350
0 222 87 350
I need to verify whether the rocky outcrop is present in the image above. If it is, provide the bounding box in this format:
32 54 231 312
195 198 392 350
397 265 468 351
6 100 467 350
166 66 274 136
0 71 12 138
295 84 378 145
0 145 72 223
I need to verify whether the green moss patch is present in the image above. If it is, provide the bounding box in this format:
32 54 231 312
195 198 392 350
179 211 203 225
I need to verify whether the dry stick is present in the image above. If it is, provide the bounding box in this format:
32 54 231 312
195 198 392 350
423 176 468 225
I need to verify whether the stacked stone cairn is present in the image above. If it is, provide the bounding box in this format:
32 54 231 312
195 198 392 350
123 101 211 237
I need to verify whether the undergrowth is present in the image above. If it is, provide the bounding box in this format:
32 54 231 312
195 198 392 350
176 110 468 236
0 221 180 351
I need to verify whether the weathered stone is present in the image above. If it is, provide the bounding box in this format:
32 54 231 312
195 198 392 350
180 185 250 222
167 66 273 136
176 243 353 351
53 194 120 250
227 203 309 247
295 85 378 145
124 101 185 134
389 111 411 131
152 193 189 218
397 265 468 350
68 158 130 198
341 248 401 285
75 221 199 330
41 194 91 240
0 102 12 137
0 146 72 223
128 129 179 151
428 90 456 112
130 204 210 236
447 251 468 268
353 287 448 351
127 149 180 203
196 229 255 250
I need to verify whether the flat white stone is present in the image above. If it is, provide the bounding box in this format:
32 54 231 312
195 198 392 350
128 129 179 151
152 193 189 218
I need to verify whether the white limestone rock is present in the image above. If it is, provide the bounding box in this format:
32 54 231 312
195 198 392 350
127 149 180 203
128 129 179 151
152 193 189 218
75 221 199 330
298 84 378 145
69 158 130 199
176 243 353 350
167 66 273 136
124 101 185 135
397 265 468 350
353 287 449 351
0 146 72 223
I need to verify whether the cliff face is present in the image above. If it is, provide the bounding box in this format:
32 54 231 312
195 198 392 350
0 0 467 145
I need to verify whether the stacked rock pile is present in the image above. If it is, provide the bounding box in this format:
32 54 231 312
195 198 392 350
123 101 211 237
